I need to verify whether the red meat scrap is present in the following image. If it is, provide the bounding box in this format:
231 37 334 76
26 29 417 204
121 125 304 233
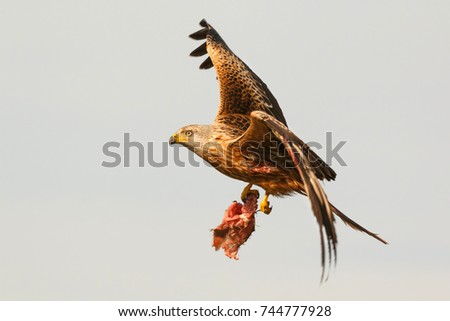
212 193 258 260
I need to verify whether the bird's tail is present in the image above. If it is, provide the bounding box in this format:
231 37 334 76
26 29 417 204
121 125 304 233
330 203 388 245
255 111 388 281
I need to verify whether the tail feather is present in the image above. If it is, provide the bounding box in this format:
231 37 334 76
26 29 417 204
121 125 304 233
248 111 387 282
330 204 388 245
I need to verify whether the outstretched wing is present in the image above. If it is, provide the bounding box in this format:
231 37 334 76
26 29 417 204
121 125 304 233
237 111 387 281
189 19 288 126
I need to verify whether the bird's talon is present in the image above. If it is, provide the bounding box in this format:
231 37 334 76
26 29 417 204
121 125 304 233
241 184 259 201
260 202 272 214
260 194 272 214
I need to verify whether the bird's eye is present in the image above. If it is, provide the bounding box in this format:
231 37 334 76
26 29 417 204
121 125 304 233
185 130 193 137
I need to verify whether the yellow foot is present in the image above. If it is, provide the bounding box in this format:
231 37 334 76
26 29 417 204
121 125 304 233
260 193 272 214
241 183 259 202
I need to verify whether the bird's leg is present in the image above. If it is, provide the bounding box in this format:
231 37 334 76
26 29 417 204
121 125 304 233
260 192 272 214
241 183 259 202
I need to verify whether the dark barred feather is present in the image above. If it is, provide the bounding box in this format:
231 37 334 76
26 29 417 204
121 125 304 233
199 57 214 69
190 42 207 57
189 28 208 40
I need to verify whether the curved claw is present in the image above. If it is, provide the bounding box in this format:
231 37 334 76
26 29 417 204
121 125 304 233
241 183 259 202
260 193 272 214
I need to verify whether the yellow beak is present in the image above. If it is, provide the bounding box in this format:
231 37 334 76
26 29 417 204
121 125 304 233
169 133 189 145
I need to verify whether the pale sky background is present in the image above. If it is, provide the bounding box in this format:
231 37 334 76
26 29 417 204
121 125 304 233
1 1 449 300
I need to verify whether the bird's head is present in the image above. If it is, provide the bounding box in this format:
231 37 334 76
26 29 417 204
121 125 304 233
169 124 212 152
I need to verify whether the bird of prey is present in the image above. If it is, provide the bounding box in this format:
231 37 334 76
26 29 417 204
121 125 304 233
170 19 387 279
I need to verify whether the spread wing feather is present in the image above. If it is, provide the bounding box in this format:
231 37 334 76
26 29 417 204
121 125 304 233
189 19 288 126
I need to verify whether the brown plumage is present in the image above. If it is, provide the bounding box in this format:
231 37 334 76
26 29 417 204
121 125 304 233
170 19 387 281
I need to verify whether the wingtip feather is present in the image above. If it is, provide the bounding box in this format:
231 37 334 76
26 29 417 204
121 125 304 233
199 57 213 69
190 42 207 57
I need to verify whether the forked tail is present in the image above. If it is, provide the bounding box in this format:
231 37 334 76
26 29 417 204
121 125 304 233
251 110 388 281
